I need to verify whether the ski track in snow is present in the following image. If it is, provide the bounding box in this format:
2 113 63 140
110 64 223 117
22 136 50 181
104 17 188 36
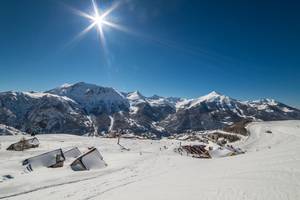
0 167 126 199
0 120 300 200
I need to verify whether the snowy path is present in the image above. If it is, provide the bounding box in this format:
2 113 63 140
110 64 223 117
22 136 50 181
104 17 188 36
1 120 300 200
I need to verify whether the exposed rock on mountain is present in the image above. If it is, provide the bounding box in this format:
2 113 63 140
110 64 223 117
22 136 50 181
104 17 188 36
0 124 26 135
47 82 130 115
0 83 300 136
161 91 300 133
0 91 93 134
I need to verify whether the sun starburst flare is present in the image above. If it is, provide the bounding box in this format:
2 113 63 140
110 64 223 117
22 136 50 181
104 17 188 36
66 0 228 63
70 0 124 48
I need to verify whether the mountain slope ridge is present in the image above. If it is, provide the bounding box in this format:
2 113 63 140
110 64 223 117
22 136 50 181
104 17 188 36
0 82 299 136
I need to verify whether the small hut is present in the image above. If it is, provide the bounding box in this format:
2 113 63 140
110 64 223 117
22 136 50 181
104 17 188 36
63 147 81 159
70 147 107 171
22 149 65 171
181 144 211 158
7 137 39 151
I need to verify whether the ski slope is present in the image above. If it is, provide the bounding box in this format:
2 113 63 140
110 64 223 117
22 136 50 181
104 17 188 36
0 120 300 200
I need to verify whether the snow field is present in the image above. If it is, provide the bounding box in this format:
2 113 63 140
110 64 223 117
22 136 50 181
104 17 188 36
0 120 300 200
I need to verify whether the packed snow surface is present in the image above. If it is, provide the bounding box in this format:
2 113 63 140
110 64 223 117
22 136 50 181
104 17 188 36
0 120 300 200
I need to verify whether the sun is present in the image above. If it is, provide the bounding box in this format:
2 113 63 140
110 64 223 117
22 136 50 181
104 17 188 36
89 0 107 33
71 0 124 46
68 0 135 55
93 15 104 27
92 14 105 31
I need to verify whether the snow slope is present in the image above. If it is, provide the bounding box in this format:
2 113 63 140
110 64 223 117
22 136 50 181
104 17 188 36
47 82 130 114
0 120 300 200
0 125 25 136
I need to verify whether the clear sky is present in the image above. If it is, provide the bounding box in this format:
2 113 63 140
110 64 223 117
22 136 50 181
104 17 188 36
0 0 299 108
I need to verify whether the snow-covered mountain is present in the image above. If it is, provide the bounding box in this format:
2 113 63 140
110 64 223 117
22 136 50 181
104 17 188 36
47 82 129 115
176 91 234 109
0 82 299 136
161 91 300 133
0 91 93 134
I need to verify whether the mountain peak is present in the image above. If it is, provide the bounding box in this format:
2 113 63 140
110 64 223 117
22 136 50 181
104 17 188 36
207 91 222 96
1 82 300 135
72 82 98 88
252 98 278 105
176 91 232 109
47 82 129 114
149 94 161 100
60 83 74 88
198 91 228 103
127 91 145 101
133 90 142 96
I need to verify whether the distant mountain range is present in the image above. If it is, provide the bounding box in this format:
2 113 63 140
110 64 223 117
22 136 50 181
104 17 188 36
1 82 300 136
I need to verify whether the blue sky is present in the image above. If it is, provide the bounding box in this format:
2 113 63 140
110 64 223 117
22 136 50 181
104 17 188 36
0 0 299 108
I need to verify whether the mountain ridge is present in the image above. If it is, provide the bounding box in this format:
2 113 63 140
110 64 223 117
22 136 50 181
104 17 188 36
1 82 299 136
